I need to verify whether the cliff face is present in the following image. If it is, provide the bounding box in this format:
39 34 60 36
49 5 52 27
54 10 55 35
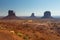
42 11 53 18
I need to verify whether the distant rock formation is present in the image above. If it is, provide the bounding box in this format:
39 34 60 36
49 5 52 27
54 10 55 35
41 11 53 18
28 13 37 19
30 13 35 17
29 13 36 19
8 10 16 17
3 10 20 19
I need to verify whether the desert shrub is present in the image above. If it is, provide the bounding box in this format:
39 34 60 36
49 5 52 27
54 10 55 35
50 27 53 30
52 23 60 34
23 34 30 40
22 23 29 28
57 34 60 37
55 27 60 34
17 32 23 37
36 25 46 32
38 37 45 40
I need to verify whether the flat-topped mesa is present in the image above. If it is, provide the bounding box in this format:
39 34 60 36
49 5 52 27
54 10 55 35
42 11 53 18
30 13 35 17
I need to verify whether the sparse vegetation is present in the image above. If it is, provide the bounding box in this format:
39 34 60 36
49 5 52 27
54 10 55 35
0 20 60 40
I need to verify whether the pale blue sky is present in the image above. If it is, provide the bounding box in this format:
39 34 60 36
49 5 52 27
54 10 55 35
0 0 60 16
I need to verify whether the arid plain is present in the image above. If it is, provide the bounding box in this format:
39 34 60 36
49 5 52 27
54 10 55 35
0 19 60 40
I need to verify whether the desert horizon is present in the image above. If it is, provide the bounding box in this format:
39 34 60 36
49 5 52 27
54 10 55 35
0 0 60 40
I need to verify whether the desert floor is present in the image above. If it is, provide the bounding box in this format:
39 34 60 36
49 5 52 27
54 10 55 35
0 19 60 40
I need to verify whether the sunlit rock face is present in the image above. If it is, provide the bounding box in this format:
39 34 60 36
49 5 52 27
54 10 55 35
42 11 53 18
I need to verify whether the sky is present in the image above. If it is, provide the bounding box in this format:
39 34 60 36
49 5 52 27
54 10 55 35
0 0 60 16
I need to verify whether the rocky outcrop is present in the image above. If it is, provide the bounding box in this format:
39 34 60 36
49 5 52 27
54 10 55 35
28 13 37 19
8 10 16 17
41 11 53 18
30 13 35 17
3 10 20 19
